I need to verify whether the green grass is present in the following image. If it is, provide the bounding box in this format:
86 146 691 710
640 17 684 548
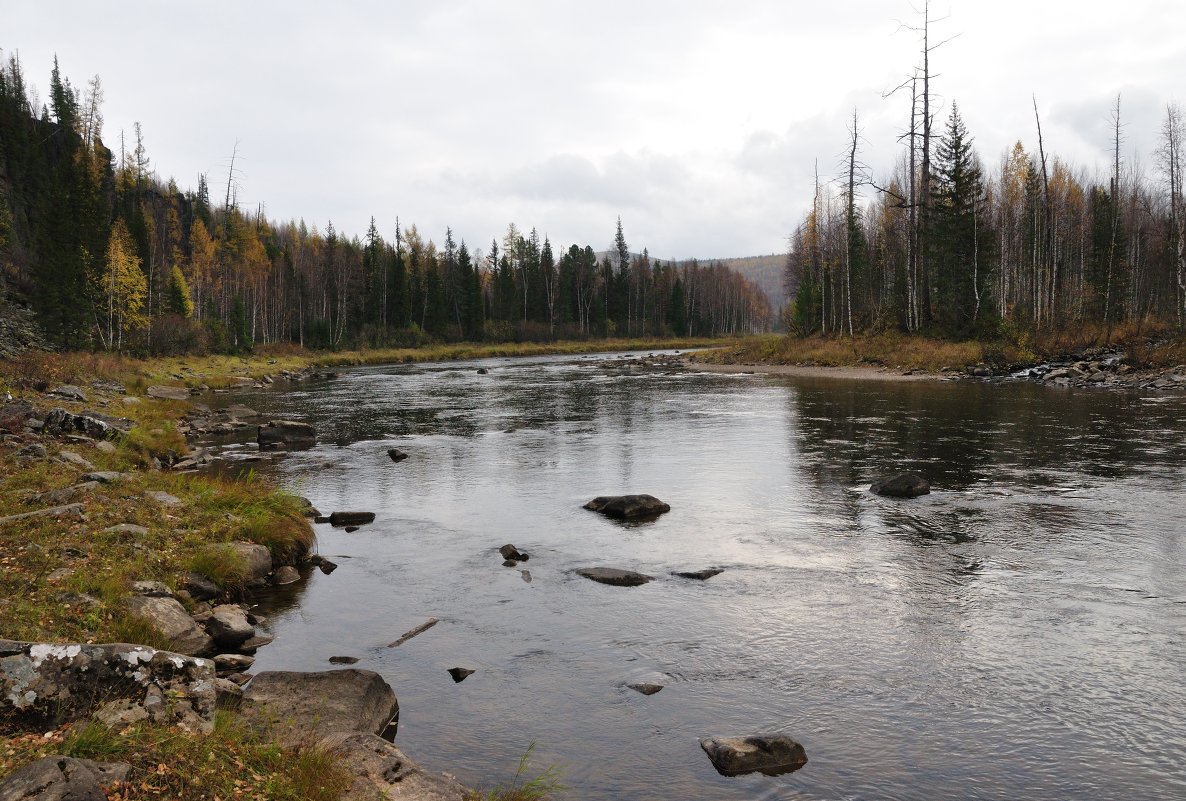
469 742 566 801
2 712 352 801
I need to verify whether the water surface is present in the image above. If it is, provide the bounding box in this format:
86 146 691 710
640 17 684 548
219 352 1186 800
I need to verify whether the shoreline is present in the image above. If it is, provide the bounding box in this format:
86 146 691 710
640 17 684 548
680 358 942 382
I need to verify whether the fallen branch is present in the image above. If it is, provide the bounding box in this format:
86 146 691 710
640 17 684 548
387 618 438 648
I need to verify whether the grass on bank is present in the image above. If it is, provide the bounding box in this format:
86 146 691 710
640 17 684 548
0 713 351 801
698 320 1186 373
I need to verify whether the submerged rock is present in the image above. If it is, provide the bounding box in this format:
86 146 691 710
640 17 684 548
330 511 376 526
870 473 930 498
699 734 808 777
329 656 360 665
575 567 655 587
499 543 529 562
673 568 724 581
627 683 664 696
583 494 671 519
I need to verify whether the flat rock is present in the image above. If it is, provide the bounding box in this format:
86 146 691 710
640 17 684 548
205 604 255 648
130 580 172 597
699 734 808 777
213 653 256 672
125 596 213 655
583 494 671 519
447 667 475 683
56 451 94 471
143 490 181 506
0 756 129 801
80 471 129 485
258 420 316 451
673 568 724 581
870 473 930 498
95 441 117 454
146 385 191 401
329 656 360 665
240 669 399 747
0 640 215 733
627 683 664 695
330 511 376 526
387 447 409 462
42 408 130 440
104 523 149 540
575 567 655 587
239 633 275 652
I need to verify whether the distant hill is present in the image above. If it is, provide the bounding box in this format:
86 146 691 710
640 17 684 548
716 254 788 313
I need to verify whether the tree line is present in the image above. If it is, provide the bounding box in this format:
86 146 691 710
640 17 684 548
0 52 770 353
785 6 1185 340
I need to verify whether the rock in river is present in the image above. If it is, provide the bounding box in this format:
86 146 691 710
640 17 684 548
575 567 655 587
447 667 475 683
499 543 529 562
584 494 671 519
699 734 808 777
330 511 376 526
628 683 664 695
257 419 316 450
870 473 930 498
387 447 409 462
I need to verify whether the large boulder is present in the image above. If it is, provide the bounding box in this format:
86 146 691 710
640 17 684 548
575 567 655 587
0 400 37 433
699 734 808 777
583 494 671 519
257 420 316 451
0 640 216 733
124 596 214 655
321 732 468 801
0 756 130 801
239 669 399 747
870 473 930 498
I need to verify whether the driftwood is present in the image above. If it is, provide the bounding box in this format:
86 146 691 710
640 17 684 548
387 618 438 648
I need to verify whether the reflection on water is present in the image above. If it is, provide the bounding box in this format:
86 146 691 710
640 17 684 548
219 353 1186 801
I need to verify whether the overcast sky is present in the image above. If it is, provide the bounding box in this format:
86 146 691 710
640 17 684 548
7 1 1185 259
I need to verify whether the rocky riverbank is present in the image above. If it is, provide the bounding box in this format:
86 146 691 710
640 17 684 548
0 356 475 800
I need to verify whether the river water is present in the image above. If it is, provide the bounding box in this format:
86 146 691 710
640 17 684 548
217 351 1186 800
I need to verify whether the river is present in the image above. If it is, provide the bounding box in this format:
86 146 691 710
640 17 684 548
213 351 1186 800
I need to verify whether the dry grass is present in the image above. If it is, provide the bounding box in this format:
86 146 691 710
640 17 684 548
468 743 566 801
0 713 352 801
699 333 984 372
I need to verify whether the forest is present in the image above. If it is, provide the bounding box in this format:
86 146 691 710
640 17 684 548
0 51 772 354
785 17 1184 340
